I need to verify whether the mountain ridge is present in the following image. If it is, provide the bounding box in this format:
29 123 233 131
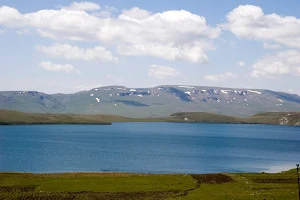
1 85 300 118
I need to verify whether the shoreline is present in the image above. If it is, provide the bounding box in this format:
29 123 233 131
1 120 300 126
0 167 295 175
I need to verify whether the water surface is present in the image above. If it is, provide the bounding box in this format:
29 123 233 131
0 123 299 173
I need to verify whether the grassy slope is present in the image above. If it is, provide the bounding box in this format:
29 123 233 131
1 109 300 126
248 112 300 125
167 112 244 123
167 111 300 126
0 170 298 200
0 109 127 125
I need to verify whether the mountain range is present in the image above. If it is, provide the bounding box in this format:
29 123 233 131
1 85 300 118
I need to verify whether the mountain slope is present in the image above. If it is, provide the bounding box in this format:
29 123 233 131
0 85 300 118
168 112 300 126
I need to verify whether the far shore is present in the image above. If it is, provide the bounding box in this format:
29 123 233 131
1 109 300 126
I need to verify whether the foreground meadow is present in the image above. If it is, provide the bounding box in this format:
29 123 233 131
0 169 298 200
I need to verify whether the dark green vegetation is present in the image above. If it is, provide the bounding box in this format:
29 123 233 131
0 169 298 199
0 109 113 125
0 109 166 125
1 109 300 126
1 85 300 118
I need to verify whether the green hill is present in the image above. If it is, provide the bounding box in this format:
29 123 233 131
0 109 114 125
1 109 300 126
167 111 300 126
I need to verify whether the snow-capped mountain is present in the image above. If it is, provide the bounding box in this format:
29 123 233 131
1 85 299 118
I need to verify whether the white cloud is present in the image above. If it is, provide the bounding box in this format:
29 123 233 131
106 74 123 83
37 43 118 63
39 61 79 74
148 65 180 79
0 29 5 34
121 7 152 19
225 5 300 49
237 61 245 66
204 72 237 82
63 2 101 11
263 42 281 50
252 50 300 77
92 6 118 17
94 10 111 17
117 41 213 63
17 29 31 35
0 6 24 27
0 3 220 63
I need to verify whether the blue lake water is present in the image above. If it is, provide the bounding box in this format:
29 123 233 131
0 123 299 174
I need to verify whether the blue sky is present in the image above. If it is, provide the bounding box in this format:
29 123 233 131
0 0 300 94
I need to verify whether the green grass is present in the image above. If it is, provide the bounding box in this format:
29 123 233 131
0 170 299 200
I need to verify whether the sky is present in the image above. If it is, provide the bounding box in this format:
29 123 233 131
0 0 300 94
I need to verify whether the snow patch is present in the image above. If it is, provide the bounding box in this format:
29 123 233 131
95 98 100 103
94 89 98 91
90 94 94 97
179 86 194 89
137 94 143 97
279 116 289 125
109 94 113 96
277 99 284 102
248 90 261 95
221 90 229 94
130 89 136 92
185 92 191 96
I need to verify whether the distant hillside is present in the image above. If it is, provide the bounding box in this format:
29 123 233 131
0 109 113 125
247 112 300 126
1 109 299 126
0 85 300 118
168 112 300 126
168 112 242 123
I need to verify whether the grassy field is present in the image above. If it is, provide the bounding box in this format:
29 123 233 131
0 169 298 200
1 109 300 126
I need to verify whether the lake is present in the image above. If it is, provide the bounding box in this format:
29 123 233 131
0 123 299 174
